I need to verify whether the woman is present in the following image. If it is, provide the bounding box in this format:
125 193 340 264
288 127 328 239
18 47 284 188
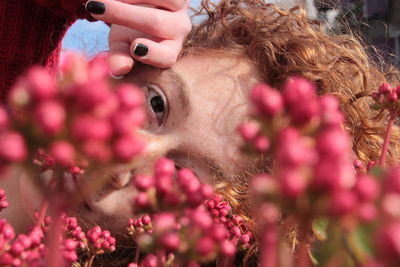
1 0 400 265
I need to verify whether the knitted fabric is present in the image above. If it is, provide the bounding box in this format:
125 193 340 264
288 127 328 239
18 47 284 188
0 0 93 104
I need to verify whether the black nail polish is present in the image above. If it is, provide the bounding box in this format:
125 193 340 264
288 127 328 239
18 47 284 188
85 1 105 15
133 44 148 57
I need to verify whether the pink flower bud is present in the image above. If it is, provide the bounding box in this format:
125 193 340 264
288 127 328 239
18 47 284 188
251 83 283 118
134 175 155 191
385 166 400 193
160 232 180 250
72 115 112 141
283 77 319 125
358 202 377 222
389 92 398 102
320 95 344 126
156 175 173 194
83 140 112 162
283 77 316 104
34 100 65 135
191 208 213 229
72 80 111 110
50 141 76 167
196 237 215 256
376 221 400 262
382 193 400 218
354 175 380 201
141 254 158 267
378 83 392 95
0 106 9 131
279 169 307 198
277 128 314 167
260 203 280 224
354 159 364 169
329 190 357 216
116 84 144 109
153 213 176 234
238 122 260 141
141 215 152 225
113 135 145 163
135 192 151 208
27 66 56 100
253 135 270 152
317 128 350 159
210 225 228 241
0 131 27 162
220 240 236 257
154 158 175 177
240 233 251 244
111 109 145 135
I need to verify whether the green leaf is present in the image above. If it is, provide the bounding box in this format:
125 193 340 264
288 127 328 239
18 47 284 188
312 217 328 241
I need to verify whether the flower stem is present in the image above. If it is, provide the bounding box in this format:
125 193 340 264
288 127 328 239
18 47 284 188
87 255 95 267
34 200 49 228
134 246 140 263
379 112 396 167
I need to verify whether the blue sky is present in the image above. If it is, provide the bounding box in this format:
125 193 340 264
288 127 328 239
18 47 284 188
62 0 204 57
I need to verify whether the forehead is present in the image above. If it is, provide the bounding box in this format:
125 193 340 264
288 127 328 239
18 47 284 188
172 54 261 175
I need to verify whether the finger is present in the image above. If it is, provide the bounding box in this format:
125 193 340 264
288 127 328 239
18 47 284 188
108 42 134 76
115 0 188 12
85 0 191 39
130 38 183 68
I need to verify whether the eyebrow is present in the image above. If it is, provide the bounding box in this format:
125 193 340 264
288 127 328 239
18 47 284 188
163 69 191 117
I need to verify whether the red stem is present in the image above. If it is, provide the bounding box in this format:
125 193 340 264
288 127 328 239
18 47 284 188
34 174 57 228
34 200 49 228
46 200 63 267
134 246 140 263
87 255 95 267
379 112 396 167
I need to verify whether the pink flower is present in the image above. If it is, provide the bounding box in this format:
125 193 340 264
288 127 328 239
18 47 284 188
113 134 145 163
34 100 65 135
116 84 144 110
195 237 215 256
0 131 27 162
250 83 283 118
26 66 57 101
72 115 112 141
160 232 180 250
329 190 357 216
279 168 308 198
238 121 260 141
154 158 175 177
354 175 380 201
50 141 76 167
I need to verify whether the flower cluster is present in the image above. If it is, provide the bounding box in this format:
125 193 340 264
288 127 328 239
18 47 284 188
0 189 8 212
0 224 45 266
9 54 145 174
127 158 252 266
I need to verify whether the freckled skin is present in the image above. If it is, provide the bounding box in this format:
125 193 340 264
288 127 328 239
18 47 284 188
5 53 261 235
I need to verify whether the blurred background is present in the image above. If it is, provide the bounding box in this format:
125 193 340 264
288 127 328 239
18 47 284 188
62 0 400 65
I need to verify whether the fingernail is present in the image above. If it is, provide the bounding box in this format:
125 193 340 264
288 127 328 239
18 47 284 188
85 1 106 15
109 71 125 80
133 44 148 57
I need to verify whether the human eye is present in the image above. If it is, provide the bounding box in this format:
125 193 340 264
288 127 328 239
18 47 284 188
145 84 169 126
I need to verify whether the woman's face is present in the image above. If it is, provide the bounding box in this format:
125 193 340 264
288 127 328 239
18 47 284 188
73 53 261 231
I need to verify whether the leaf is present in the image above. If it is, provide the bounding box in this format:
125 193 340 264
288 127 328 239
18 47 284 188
312 217 328 241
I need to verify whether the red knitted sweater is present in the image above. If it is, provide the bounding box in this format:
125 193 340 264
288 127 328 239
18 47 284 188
0 0 94 104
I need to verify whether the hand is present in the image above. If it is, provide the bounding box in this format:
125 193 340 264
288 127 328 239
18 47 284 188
85 0 192 76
